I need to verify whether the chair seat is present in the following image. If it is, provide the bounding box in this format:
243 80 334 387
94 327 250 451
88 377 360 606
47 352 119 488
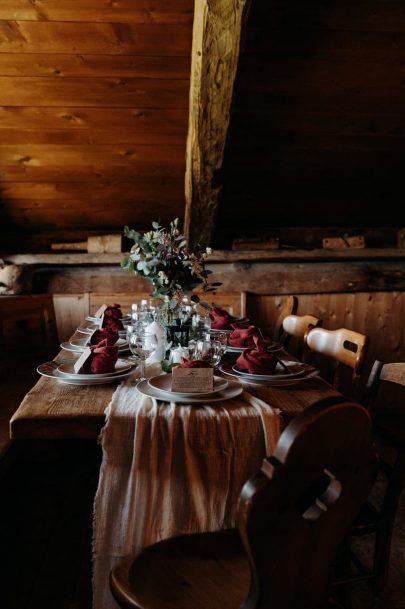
110 529 250 609
373 415 405 451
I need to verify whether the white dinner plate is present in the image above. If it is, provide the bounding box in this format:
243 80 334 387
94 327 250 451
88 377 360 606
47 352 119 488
57 358 134 379
37 360 135 385
85 316 102 324
37 359 78 378
219 362 319 387
226 341 282 354
148 374 228 397
86 313 131 324
70 337 90 348
77 323 98 334
71 336 127 348
60 341 82 353
69 337 129 353
225 346 245 353
137 378 243 404
231 361 308 381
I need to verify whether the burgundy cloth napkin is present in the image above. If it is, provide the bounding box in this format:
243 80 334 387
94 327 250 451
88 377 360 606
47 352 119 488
102 307 124 332
90 327 119 346
228 324 261 348
236 336 277 375
176 359 211 369
106 303 123 318
82 339 119 374
209 306 234 330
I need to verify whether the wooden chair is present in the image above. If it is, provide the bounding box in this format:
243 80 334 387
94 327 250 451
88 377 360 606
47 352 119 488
110 397 376 609
0 294 58 357
0 295 59 464
272 294 299 343
306 327 369 398
334 361 405 606
282 313 322 358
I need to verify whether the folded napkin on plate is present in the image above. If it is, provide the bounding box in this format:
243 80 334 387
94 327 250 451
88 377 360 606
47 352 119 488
90 327 119 346
175 359 211 369
106 303 123 318
209 306 234 330
82 339 119 374
228 324 261 348
102 308 124 332
236 336 277 375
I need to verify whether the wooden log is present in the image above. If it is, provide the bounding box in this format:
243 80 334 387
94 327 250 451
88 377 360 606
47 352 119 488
322 236 366 249
184 0 250 247
51 235 122 253
232 238 280 251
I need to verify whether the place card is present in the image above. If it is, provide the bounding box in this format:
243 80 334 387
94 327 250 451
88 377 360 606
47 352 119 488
94 304 108 318
172 367 213 392
73 347 92 374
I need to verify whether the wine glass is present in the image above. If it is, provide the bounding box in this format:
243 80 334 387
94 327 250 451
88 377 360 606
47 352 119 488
192 338 222 368
127 329 157 381
126 324 141 363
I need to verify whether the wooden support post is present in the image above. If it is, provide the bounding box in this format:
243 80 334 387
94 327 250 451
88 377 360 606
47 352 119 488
184 0 249 247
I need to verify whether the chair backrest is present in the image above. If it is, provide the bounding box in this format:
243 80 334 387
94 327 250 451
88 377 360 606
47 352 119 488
273 295 299 342
282 313 322 358
0 294 58 359
364 360 405 416
236 397 376 609
306 327 369 397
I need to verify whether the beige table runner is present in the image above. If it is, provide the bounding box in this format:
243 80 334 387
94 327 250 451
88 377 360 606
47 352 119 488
92 369 281 609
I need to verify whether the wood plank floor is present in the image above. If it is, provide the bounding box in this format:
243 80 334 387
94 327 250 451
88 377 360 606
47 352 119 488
0 439 101 609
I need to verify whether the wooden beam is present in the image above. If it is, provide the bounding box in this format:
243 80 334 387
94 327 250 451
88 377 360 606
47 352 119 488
184 0 249 247
4 248 405 265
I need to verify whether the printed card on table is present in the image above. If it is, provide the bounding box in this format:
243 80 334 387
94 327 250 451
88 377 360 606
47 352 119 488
172 367 213 392
94 304 108 318
73 348 92 374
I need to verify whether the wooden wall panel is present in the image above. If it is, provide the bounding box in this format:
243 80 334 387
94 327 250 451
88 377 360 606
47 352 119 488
0 22 192 55
53 288 404 368
248 291 405 376
0 0 194 251
215 0 405 246
0 1 193 23
0 77 189 107
52 293 89 342
0 54 190 78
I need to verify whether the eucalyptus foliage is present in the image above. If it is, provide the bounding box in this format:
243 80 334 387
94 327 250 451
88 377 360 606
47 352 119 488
121 219 216 305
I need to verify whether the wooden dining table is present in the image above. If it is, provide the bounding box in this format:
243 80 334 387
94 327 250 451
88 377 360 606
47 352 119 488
9 328 344 609
10 330 340 441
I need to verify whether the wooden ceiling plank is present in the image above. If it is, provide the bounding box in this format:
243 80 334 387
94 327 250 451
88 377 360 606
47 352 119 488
184 0 250 247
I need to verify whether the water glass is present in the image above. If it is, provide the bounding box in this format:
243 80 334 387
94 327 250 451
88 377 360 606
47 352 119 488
127 328 157 380
191 313 211 337
192 338 222 368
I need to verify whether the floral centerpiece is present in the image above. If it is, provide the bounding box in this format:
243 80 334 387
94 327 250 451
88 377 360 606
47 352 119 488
121 219 217 342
